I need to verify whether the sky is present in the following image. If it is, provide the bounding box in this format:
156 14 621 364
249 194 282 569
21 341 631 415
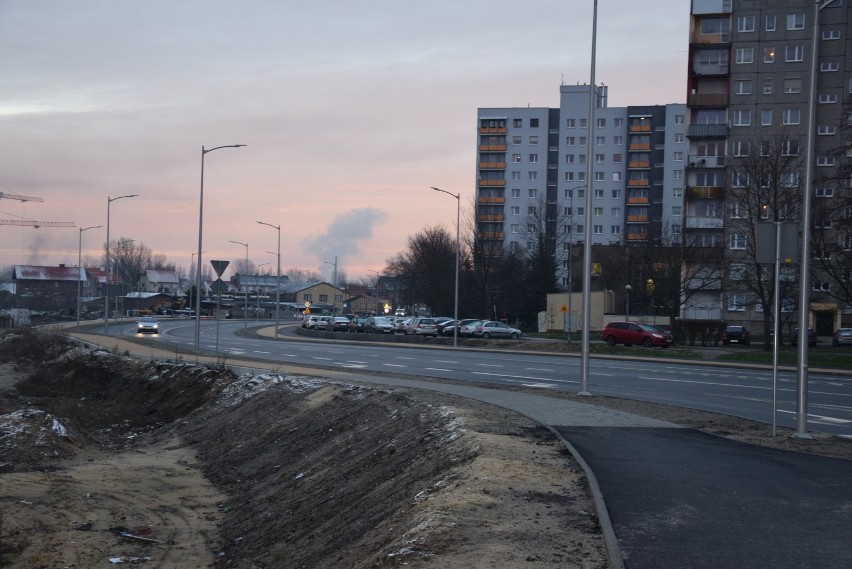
0 0 689 283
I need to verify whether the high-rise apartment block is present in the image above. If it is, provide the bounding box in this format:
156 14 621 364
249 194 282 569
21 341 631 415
476 86 687 289
476 0 851 332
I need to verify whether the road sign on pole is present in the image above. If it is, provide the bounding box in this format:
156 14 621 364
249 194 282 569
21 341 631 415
210 260 230 277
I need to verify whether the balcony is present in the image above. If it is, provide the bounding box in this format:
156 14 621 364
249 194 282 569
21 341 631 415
687 92 729 107
478 196 505 204
687 124 727 138
478 179 505 187
479 144 507 152
629 124 652 133
627 215 649 223
479 161 506 169
691 62 730 76
479 126 507 134
629 143 651 151
628 161 651 169
687 186 725 199
687 155 726 168
628 179 650 187
479 214 505 222
627 196 649 204
626 232 649 241
479 232 505 240
685 216 724 229
690 30 730 45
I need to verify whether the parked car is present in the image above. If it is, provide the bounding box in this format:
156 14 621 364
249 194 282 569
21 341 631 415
348 316 369 333
392 317 412 333
722 325 750 346
365 316 394 334
434 318 454 335
471 320 522 339
314 315 333 330
791 328 818 347
832 328 852 347
443 318 480 337
404 317 439 336
330 316 351 332
136 316 159 334
458 320 482 337
600 321 673 348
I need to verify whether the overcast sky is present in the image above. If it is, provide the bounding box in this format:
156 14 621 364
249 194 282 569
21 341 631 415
0 0 689 282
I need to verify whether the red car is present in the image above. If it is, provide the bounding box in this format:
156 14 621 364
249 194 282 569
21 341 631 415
601 321 673 348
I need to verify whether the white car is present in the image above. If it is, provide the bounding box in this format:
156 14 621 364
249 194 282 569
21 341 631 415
471 320 522 339
404 317 439 336
136 316 159 334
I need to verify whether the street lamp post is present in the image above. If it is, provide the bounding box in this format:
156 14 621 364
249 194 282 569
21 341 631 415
430 187 460 348
324 256 338 287
625 284 632 321
195 144 245 350
77 225 103 327
229 240 249 329
104 194 138 333
257 220 281 338
256 262 270 320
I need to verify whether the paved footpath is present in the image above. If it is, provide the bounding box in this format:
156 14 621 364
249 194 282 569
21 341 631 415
71 330 852 569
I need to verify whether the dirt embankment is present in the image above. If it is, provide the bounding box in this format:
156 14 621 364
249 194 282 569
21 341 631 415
0 330 609 568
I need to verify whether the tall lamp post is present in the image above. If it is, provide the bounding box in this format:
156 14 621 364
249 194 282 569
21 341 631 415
625 284 632 321
229 240 249 329
195 143 245 350
430 186 460 348
257 220 281 338
256 262 270 320
104 194 138 333
77 225 102 327
324 256 338 286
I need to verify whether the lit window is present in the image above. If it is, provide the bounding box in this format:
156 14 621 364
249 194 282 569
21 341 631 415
764 47 776 63
512 154 522 163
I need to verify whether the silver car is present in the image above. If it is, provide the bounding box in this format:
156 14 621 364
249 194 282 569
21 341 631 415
471 320 522 339
404 317 438 336
136 316 159 334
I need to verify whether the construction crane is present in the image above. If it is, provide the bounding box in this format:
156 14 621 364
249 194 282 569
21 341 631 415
0 191 44 203
0 219 75 228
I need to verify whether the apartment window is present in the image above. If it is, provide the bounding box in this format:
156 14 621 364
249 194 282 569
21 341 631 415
614 135 624 145
563 207 572 216
787 13 805 30
762 79 774 94
528 188 538 198
594 188 604 198
732 171 748 187
595 172 605 181
785 45 804 62
511 171 521 180
672 187 682 198
818 125 836 135
816 187 834 197
577 190 585 198
511 188 521 198
765 15 776 31
782 108 800 125
673 133 684 143
730 203 746 219
510 206 520 215
513 119 522 128
727 293 746 311
564 172 574 181
595 153 605 163
510 224 519 234
675 114 685 124
614 118 624 127
593 207 603 217
673 170 683 179
564 189 573 199
579 154 587 164
512 153 522 163
566 118 576 128
783 78 802 93
611 225 621 235
579 136 587 145
596 136 606 146
529 135 539 144
579 118 588 128
733 109 751 126
821 62 840 72
528 153 538 163
733 140 751 156
566 136 576 145
612 189 622 199
674 151 684 161
817 156 835 166
823 29 841 40
819 93 838 103
593 225 603 235
527 206 537 215
530 118 539 128
781 172 799 187
565 154 574 163
761 110 773 126
781 139 799 156
596 118 606 128
730 234 747 250
735 80 752 95
736 47 754 65
528 171 537 180
737 15 755 32
577 172 586 181
512 135 522 145
611 207 621 216
764 47 776 63
612 153 623 163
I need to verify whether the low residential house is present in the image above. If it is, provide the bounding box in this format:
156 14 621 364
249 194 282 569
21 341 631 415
13 264 97 314
124 291 175 315
279 281 346 315
233 273 290 299
139 269 180 295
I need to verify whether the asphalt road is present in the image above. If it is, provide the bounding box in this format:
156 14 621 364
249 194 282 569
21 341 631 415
109 318 852 439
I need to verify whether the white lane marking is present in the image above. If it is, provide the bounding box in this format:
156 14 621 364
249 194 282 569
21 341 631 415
341 364 366 368
434 360 459 364
776 409 851 424
382 363 407 368
527 367 558 372
253 351 271 354
394 357 416 360
639 376 773 390
522 383 558 388
473 371 576 383
476 364 503 368
312 357 331 361
425 368 452 372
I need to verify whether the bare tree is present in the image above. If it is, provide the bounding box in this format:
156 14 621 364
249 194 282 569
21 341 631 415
386 226 456 316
